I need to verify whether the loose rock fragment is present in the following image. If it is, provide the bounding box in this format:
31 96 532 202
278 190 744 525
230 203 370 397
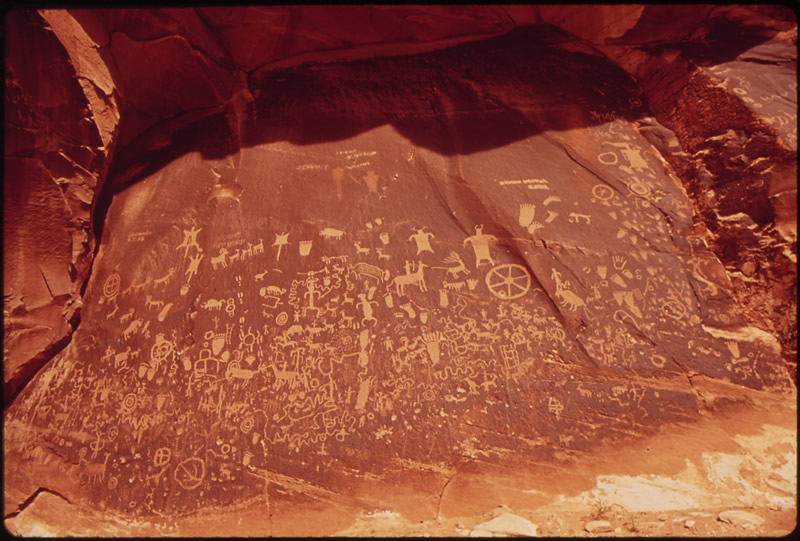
717 510 765 529
584 520 614 534
471 513 538 537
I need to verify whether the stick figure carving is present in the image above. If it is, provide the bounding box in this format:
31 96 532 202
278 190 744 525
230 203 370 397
176 226 202 257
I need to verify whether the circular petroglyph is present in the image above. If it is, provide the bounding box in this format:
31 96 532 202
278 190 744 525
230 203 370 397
174 457 206 490
485 264 531 300
121 393 137 414
661 299 687 320
592 184 614 201
153 447 172 468
598 152 618 165
240 416 255 434
103 273 121 299
151 338 175 363
628 182 651 197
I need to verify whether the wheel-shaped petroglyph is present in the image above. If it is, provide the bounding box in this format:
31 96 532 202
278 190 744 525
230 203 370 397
485 264 531 300
103 273 121 299
174 457 205 490
153 447 172 468
592 184 614 201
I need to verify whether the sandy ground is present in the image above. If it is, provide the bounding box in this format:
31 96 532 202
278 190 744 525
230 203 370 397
6 386 796 537
335 388 797 537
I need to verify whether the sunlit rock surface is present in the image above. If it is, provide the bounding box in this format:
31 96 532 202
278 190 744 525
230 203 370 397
4 6 796 536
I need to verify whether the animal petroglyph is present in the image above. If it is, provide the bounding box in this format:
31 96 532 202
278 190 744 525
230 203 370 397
393 261 428 295
436 252 468 278
319 228 345 240
551 269 585 312
211 248 229 270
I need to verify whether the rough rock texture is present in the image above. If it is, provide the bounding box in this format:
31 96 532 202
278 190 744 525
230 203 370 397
3 6 796 537
4 10 119 405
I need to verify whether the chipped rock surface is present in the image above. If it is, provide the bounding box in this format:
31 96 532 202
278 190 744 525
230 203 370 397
3 6 796 537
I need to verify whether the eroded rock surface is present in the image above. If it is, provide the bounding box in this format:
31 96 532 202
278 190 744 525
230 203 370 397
3 6 796 537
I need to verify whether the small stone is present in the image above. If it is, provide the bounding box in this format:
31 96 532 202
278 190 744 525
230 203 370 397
584 520 614 534
718 510 765 530
741 261 757 276
472 513 538 537
684 520 695 528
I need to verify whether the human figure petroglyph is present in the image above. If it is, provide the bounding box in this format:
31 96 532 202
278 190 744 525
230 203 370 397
185 253 204 282
607 141 651 174
176 226 202 257
464 225 496 267
408 228 434 255
357 294 378 326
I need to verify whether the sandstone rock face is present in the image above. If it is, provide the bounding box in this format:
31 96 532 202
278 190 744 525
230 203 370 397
3 6 796 537
4 10 118 405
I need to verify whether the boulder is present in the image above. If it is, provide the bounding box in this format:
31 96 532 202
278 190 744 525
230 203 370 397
471 513 538 537
717 509 766 530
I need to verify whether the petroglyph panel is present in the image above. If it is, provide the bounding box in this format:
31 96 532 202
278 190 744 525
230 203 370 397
5 24 793 523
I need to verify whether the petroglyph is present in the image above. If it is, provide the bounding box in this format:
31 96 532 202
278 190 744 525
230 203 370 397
464 225 497 267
